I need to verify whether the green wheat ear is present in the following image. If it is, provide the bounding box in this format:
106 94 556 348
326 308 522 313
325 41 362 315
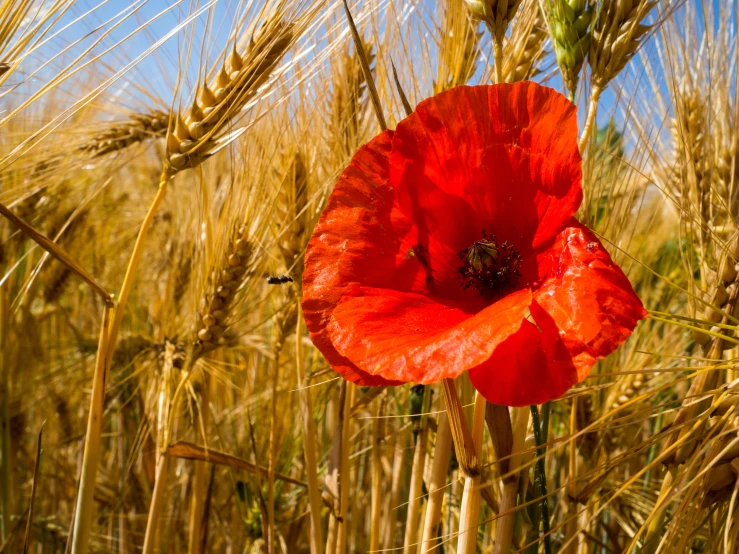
545 0 594 100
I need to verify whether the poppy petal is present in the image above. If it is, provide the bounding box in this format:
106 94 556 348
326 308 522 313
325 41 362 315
532 224 648 381
470 223 647 407
326 287 531 384
301 130 405 387
468 316 578 407
389 82 582 257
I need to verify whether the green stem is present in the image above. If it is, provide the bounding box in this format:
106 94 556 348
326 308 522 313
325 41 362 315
530 405 552 554
541 402 551 444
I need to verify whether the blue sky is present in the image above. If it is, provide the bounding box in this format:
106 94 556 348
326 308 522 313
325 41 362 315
17 0 731 128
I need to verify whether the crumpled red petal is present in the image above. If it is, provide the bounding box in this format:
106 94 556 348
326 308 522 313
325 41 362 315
469 223 647 406
532 223 648 381
327 287 531 384
389 82 582 258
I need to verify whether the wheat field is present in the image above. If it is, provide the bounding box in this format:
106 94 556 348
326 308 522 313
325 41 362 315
1 0 738 553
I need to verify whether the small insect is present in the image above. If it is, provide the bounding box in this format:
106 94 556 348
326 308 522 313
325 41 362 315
266 275 293 285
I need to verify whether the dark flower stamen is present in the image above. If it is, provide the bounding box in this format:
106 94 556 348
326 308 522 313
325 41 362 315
458 230 522 294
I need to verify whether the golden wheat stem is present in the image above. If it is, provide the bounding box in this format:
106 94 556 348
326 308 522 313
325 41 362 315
0 285 11 543
493 37 504 84
641 467 675 554
71 175 172 554
187 373 210 554
457 392 486 554
337 384 355 554
296 306 324 554
325 383 344 554
69 304 112 554
369 397 384 552
493 407 529 554
117 409 127 554
420 411 452 553
383 427 406 549
267 339 282 554
578 85 602 153
141 453 169 554
403 419 428 554
326 512 337 554
564 397 579 554
141 326 177 554
404 386 431 554
105 173 171 370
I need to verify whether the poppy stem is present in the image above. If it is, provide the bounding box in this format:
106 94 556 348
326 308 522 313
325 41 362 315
541 402 551 444
529 405 552 554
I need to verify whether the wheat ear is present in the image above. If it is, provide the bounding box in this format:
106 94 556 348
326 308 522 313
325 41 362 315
502 0 549 83
193 224 253 357
541 0 594 100
580 0 657 150
166 18 294 171
80 111 168 157
436 0 482 93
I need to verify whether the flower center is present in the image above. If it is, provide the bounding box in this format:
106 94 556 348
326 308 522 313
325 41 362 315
457 231 522 294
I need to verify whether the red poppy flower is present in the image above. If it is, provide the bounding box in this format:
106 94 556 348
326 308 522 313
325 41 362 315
302 82 647 406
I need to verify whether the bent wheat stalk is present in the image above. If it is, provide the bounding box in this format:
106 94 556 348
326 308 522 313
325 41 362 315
420 411 452 553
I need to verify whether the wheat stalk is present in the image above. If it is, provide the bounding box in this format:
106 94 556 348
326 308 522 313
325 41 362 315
465 0 522 82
